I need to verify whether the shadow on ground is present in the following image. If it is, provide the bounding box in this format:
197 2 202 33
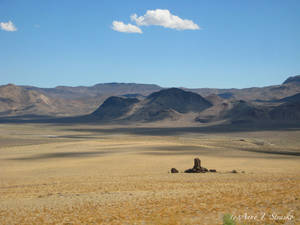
7 151 109 160
65 123 300 136
1 115 300 135
140 145 300 157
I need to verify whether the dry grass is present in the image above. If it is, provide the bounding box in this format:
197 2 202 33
0 123 300 224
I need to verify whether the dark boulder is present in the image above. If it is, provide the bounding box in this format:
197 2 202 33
171 168 179 173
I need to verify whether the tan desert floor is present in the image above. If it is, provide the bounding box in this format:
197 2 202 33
0 123 300 225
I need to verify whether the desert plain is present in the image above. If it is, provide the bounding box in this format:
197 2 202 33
0 122 300 225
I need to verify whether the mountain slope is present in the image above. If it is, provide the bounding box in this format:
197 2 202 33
269 92 300 120
92 88 212 122
145 88 212 113
92 96 139 120
270 102 300 121
0 84 56 116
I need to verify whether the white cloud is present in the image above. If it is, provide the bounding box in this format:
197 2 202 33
131 9 200 31
0 21 17 32
112 21 142 33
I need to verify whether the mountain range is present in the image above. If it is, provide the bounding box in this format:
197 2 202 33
0 75 300 124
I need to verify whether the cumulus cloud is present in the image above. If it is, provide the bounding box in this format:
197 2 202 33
131 9 200 30
0 21 17 32
112 21 142 33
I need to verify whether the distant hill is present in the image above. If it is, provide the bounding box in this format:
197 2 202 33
0 84 56 116
196 92 300 124
0 84 104 117
223 100 270 123
195 100 269 123
131 88 212 121
0 83 162 117
0 75 300 120
92 86 300 123
145 88 212 113
92 88 211 122
92 96 139 120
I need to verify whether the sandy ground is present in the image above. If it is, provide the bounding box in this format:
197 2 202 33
0 123 300 225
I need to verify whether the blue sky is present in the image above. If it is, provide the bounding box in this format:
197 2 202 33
0 0 299 88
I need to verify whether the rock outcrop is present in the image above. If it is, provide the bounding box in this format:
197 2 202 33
184 158 209 173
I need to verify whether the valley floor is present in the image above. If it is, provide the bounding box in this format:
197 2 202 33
0 123 300 224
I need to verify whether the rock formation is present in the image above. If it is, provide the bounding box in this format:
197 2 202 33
184 158 208 173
